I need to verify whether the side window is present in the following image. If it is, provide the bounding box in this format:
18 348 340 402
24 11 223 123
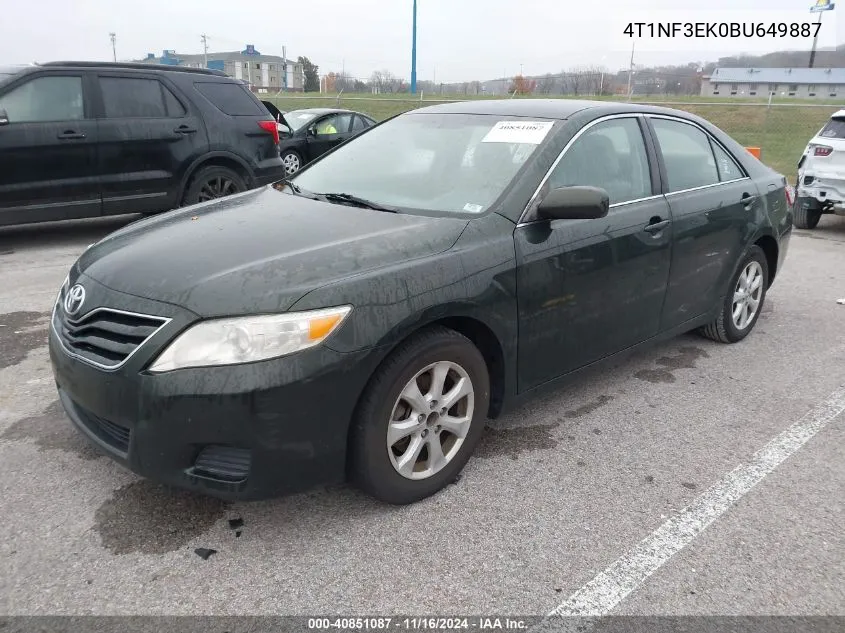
351 115 367 131
194 82 265 116
315 114 352 135
548 117 652 205
162 85 187 117
710 141 743 182
100 77 170 118
651 118 719 192
0 76 84 123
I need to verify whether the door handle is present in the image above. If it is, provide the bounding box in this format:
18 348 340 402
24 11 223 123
57 131 85 140
741 192 758 208
643 219 670 234
174 125 197 134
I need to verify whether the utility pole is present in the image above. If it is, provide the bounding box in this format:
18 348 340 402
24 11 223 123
282 45 287 90
109 32 116 62
626 39 635 98
201 34 209 69
410 0 417 94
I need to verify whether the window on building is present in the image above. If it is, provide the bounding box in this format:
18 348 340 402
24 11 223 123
769 83 777 95
730 83 738 95
269 64 275 70
830 85 838 97
101 77 184 118
712 82 719 95
270 76 276 85
808 83 817 96
788 84 798 95
0 75 84 122
194 81 265 115
650 118 719 192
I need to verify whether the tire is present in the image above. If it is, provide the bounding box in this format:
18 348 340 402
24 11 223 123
349 326 490 505
281 150 303 176
793 197 822 230
699 245 769 344
182 165 247 206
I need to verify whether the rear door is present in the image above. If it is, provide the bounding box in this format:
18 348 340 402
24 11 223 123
306 113 354 161
514 115 672 391
0 71 100 225
645 115 757 331
94 73 208 215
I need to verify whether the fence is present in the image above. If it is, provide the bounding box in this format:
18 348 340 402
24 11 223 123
263 94 842 179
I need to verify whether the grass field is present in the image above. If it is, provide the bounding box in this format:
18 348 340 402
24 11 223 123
264 93 843 178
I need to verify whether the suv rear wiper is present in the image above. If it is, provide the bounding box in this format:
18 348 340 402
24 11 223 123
318 192 397 213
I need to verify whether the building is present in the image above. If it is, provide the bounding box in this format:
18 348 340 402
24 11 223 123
139 45 305 92
701 67 845 99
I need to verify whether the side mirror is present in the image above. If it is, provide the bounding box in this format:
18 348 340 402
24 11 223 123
0 109 8 126
537 186 610 221
307 126 317 137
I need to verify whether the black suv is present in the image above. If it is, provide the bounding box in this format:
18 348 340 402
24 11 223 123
0 62 285 226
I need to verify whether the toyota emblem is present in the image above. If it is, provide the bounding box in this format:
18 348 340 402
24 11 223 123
64 284 86 316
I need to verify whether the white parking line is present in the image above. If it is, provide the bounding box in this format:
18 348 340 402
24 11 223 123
546 384 845 619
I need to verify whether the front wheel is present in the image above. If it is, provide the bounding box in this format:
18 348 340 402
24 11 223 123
349 327 490 505
699 245 769 344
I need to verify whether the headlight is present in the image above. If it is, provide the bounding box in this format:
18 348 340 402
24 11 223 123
52 275 69 316
148 305 352 373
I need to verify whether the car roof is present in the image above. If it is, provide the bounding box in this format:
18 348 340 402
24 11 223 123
411 98 709 121
12 61 228 78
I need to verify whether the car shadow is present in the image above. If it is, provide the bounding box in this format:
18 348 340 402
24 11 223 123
0 215 141 253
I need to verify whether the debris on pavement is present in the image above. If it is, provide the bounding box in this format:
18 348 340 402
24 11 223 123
228 517 244 530
194 548 217 560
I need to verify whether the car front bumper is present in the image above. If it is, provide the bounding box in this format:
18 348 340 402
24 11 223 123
48 278 381 501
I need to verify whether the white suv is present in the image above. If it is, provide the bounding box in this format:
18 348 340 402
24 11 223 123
795 109 845 229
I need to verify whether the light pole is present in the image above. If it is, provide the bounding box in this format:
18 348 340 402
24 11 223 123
109 32 116 62
410 0 418 94
808 0 835 68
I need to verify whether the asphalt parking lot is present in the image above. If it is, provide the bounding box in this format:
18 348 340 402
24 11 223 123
0 214 844 616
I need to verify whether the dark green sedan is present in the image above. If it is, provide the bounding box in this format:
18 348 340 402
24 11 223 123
49 99 792 505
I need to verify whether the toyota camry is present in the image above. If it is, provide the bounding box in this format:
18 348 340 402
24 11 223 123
49 99 792 505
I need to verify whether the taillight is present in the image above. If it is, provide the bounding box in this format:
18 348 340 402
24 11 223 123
813 145 833 156
258 120 280 145
785 185 795 207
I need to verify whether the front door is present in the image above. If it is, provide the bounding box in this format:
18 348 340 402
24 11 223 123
515 116 672 391
0 72 100 225
95 73 207 215
306 113 353 162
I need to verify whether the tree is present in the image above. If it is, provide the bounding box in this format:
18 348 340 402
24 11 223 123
298 56 320 92
324 72 338 93
509 74 536 95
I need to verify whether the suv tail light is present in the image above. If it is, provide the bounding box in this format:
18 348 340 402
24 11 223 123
813 145 833 156
257 120 280 145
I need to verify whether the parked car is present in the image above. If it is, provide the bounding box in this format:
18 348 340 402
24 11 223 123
794 108 845 228
0 61 285 227
275 107 377 175
49 100 791 505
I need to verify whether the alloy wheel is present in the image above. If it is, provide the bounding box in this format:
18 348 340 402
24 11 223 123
386 361 475 480
283 153 300 175
732 261 764 330
198 176 238 202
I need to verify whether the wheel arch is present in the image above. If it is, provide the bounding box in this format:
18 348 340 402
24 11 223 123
752 232 779 287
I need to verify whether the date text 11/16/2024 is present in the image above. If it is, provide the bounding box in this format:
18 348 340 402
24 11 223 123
307 617 529 630
623 22 822 38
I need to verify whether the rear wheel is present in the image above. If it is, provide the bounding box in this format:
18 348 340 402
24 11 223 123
699 245 769 344
793 197 822 229
281 150 302 176
349 327 490 505
182 166 247 206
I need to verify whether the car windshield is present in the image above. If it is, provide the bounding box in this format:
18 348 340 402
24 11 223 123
289 113 553 216
283 109 322 131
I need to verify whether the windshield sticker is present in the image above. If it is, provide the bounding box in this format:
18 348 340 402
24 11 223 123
482 121 554 145
463 203 484 213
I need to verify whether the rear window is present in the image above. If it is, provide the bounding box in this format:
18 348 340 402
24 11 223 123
194 82 264 116
819 117 845 139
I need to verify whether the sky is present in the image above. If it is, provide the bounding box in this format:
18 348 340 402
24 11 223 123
0 0 842 83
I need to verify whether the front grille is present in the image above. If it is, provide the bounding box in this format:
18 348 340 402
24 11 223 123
74 403 131 454
53 307 168 369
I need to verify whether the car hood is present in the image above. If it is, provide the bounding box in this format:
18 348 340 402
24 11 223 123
76 187 469 317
